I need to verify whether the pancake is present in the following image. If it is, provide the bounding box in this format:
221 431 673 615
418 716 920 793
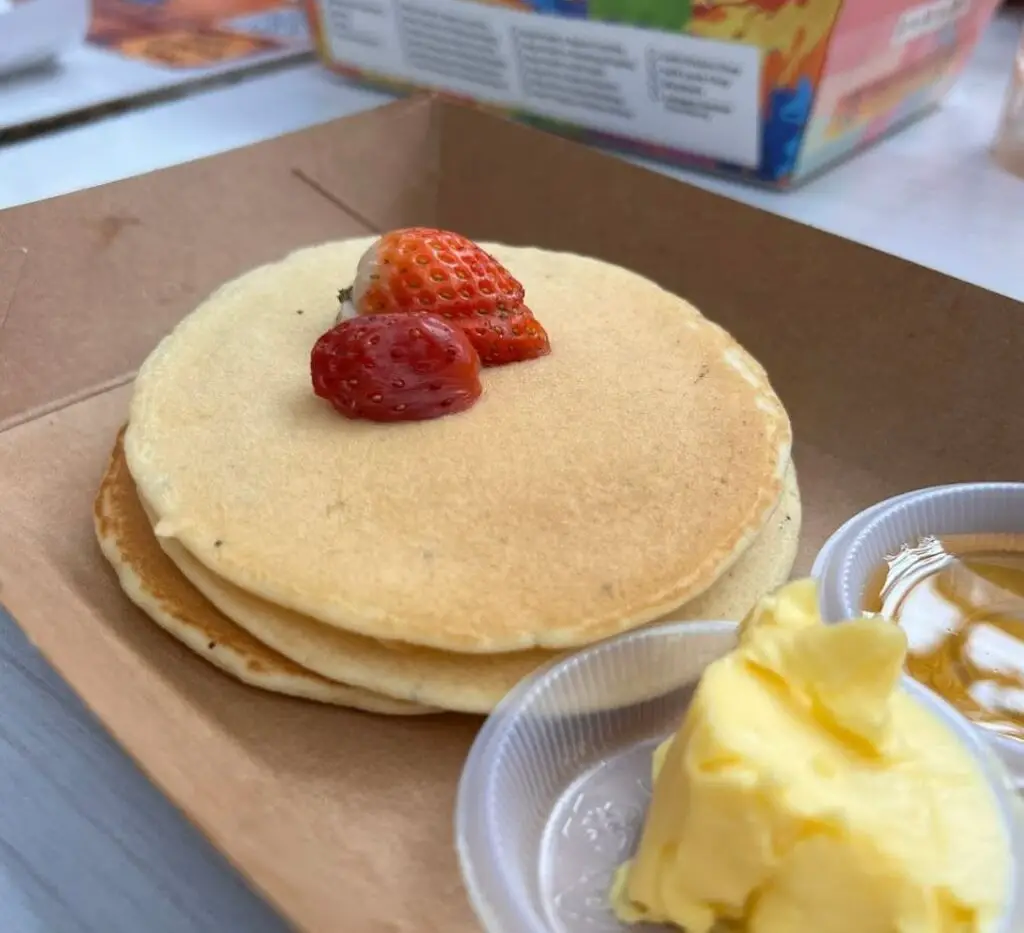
126 239 792 652
94 430 435 716
140 455 800 714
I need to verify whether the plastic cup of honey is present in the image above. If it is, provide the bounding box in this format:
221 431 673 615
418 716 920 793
455 619 1024 933
811 488 926 622
832 482 1024 786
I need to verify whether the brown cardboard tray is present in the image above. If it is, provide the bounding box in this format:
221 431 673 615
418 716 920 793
0 95 1021 933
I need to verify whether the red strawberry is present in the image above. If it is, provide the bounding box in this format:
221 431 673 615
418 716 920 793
339 227 550 366
311 313 482 423
466 308 552 366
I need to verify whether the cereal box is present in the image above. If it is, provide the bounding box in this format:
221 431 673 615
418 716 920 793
304 0 1000 187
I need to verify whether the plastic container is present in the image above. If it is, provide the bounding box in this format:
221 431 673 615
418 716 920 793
0 0 90 77
456 619 1024 933
832 482 1024 786
992 26 1024 180
811 488 925 623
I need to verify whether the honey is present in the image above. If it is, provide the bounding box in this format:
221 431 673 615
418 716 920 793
864 534 1024 743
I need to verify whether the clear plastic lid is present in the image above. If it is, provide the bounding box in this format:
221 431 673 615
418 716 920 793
812 488 925 623
838 484 1024 621
455 619 1023 933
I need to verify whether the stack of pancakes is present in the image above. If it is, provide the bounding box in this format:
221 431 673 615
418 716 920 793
94 239 800 716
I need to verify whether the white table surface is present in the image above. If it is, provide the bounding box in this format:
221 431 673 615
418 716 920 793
0 12 1023 933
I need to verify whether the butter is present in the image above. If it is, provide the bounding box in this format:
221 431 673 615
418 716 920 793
612 579 1010 933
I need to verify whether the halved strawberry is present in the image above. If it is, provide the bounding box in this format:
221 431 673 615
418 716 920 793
466 308 552 366
339 227 550 366
311 313 482 423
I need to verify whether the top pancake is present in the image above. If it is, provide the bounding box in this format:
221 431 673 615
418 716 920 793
126 239 792 652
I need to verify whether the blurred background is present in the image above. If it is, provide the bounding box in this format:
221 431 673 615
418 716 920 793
0 0 1022 288
3 0 1022 298
2 0 1023 183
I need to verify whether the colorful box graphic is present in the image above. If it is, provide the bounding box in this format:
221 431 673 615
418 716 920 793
304 0 999 187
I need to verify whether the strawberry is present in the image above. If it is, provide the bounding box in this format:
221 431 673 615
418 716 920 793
466 308 552 366
311 313 482 423
339 227 550 366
